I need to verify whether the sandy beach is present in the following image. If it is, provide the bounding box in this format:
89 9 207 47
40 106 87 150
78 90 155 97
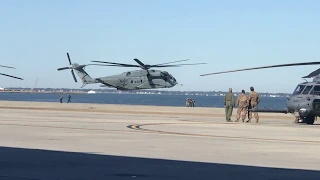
0 100 319 179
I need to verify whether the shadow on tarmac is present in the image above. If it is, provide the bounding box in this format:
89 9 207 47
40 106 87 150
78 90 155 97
0 146 319 180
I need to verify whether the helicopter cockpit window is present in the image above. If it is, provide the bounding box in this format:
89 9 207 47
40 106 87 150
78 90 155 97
126 72 131 76
312 85 320 96
302 85 313 95
293 85 306 95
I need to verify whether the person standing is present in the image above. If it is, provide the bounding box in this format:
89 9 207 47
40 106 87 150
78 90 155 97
236 90 248 122
59 94 63 103
186 98 190 107
247 86 260 123
224 88 235 122
67 94 72 103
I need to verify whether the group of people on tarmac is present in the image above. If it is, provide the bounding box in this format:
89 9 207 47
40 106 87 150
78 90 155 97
186 98 196 107
224 86 260 123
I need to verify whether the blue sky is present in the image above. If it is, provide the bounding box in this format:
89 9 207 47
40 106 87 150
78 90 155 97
0 0 319 93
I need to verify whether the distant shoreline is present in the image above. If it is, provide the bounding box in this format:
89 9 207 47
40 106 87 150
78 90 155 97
0 90 87 94
0 89 291 97
0 87 292 95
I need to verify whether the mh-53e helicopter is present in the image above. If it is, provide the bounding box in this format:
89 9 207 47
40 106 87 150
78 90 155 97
57 53 206 90
0 65 23 80
200 61 320 125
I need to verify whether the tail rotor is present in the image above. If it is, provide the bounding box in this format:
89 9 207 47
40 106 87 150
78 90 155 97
57 53 78 82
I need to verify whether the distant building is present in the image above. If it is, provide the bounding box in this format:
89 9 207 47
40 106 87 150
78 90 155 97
88 90 96 94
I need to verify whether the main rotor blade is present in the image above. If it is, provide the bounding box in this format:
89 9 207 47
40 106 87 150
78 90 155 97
57 67 71 71
87 64 139 67
0 73 23 80
153 59 190 66
71 69 77 82
200 61 320 76
67 53 72 65
91 61 140 67
58 64 140 71
152 62 207 67
0 65 15 69
133 58 145 67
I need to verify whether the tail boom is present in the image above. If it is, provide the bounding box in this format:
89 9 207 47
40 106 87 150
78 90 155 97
73 67 97 84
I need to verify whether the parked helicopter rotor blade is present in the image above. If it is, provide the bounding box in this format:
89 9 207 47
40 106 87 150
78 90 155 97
302 68 320 78
153 59 190 66
91 61 140 67
200 61 320 76
0 73 23 80
0 65 15 69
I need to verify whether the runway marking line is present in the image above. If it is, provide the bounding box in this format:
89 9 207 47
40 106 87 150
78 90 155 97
127 122 320 144
0 122 157 136
0 106 293 120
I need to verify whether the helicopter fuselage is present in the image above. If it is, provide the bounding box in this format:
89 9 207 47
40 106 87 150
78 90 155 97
97 69 178 90
286 80 320 124
58 53 205 91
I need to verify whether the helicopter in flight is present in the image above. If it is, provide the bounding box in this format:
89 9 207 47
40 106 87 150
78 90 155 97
57 53 206 90
0 65 23 80
200 61 320 125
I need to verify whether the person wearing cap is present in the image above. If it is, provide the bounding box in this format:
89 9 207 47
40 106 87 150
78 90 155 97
247 86 260 123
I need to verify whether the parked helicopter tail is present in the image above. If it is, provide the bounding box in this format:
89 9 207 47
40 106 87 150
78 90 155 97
0 65 23 80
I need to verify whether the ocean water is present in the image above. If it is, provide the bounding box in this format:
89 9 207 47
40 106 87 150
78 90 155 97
0 92 288 110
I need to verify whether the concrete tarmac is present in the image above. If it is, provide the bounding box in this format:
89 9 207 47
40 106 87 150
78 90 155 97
0 101 320 179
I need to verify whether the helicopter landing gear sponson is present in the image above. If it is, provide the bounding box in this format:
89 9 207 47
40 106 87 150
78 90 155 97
306 115 315 125
302 115 315 125
297 108 315 124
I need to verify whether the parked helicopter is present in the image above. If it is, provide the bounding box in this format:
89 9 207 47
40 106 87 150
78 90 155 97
57 53 206 90
200 61 320 125
0 65 23 80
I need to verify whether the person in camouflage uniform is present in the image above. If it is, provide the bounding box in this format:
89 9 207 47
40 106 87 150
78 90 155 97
236 90 248 122
247 86 260 123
